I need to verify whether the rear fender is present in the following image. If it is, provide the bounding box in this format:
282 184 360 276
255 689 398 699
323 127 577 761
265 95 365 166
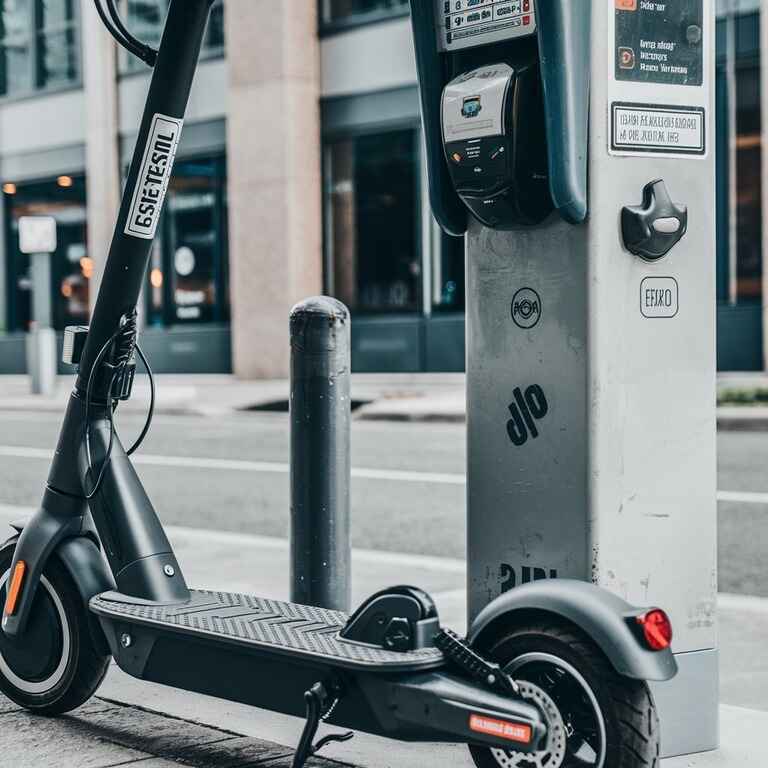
468 579 677 682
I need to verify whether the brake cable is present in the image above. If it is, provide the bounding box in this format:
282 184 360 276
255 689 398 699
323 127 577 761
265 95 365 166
94 0 158 67
83 311 156 499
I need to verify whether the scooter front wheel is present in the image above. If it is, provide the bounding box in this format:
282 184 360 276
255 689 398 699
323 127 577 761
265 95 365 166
0 538 110 715
468 620 659 768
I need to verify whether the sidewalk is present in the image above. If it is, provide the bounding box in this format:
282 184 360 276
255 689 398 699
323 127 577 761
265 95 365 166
1 372 766 429
0 694 343 768
0 373 465 419
0 504 767 767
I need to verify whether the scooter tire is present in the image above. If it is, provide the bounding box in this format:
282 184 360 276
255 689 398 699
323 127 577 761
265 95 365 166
468 619 660 768
0 537 110 715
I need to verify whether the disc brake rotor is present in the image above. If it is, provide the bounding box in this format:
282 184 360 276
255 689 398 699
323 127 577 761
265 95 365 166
491 681 567 768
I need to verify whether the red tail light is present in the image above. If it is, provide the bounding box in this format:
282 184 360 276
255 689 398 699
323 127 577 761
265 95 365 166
637 609 672 651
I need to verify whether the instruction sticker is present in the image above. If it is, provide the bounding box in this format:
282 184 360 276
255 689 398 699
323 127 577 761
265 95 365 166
125 113 183 240
611 102 705 156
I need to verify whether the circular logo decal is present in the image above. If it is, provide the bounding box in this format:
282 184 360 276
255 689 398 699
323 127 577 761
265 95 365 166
511 288 542 329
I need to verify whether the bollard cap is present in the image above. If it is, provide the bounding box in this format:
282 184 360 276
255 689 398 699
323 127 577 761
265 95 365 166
290 296 350 355
290 296 349 322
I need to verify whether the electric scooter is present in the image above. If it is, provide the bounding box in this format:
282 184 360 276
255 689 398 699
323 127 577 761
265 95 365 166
0 3 677 767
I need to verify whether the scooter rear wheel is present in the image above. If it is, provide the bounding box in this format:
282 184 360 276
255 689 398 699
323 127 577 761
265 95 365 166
468 620 659 768
0 538 110 715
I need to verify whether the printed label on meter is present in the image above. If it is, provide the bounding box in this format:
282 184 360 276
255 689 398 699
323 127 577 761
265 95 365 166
611 102 705 157
615 0 704 87
436 0 536 52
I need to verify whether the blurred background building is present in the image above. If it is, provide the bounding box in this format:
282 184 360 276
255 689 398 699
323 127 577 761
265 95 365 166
0 0 763 377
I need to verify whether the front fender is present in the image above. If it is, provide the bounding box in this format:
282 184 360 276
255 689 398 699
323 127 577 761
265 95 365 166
2 500 114 652
56 535 115 656
468 580 677 682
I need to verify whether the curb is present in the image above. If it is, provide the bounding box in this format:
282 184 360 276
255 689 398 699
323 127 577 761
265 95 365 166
717 414 768 432
355 411 466 424
2 398 768 430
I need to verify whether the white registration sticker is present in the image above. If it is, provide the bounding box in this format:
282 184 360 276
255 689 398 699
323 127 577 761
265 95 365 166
124 113 183 240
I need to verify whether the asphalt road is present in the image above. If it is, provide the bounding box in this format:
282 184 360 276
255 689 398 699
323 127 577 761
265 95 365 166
0 410 764 595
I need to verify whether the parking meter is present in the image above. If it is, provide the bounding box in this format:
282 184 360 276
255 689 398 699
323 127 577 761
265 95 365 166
441 61 550 227
412 0 717 758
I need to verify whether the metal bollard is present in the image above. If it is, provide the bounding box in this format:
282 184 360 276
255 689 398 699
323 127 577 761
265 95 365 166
289 296 351 612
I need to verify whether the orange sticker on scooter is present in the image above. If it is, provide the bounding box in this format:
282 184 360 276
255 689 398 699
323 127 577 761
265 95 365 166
616 0 637 9
469 714 532 744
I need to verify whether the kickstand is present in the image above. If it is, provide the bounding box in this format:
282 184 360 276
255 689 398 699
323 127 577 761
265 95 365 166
292 681 354 768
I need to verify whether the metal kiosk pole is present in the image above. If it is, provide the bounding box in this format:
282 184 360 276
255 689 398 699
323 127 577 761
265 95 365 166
410 0 718 758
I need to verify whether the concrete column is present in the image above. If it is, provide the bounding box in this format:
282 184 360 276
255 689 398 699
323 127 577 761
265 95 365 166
81 0 121 309
226 0 323 379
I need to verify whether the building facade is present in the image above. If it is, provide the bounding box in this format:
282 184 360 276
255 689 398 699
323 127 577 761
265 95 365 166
0 0 763 377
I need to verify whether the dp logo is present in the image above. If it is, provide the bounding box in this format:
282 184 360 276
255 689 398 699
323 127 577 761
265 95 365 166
511 288 541 329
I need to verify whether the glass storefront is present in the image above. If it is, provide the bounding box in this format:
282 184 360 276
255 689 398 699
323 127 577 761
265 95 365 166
433 231 465 313
0 0 79 97
734 13 761 304
144 156 229 328
4 175 89 332
320 0 409 29
715 4 764 370
326 129 420 314
2 158 228 336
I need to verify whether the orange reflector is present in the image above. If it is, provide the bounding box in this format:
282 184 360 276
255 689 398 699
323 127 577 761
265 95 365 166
4 560 27 616
469 714 532 744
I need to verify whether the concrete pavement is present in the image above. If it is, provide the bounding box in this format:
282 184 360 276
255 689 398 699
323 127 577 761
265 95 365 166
0 505 767 767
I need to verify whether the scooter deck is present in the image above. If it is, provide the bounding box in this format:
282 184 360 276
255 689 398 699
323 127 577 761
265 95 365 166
91 589 445 672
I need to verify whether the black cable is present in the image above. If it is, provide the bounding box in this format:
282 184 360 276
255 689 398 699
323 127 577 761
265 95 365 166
94 0 158 67
106 0 158 66
126 343 155 456
83 332 120 500
82 312 156 498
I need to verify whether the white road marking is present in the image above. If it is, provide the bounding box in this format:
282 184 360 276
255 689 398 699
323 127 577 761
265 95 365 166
0 503 466 574
716 490 768 506
0 445 767 501
0 445 465 485
718 593 768 614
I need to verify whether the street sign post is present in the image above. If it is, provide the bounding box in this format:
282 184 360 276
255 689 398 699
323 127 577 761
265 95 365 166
20 216 58 396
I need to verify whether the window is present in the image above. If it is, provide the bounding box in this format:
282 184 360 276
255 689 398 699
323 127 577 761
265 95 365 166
735 55 761 303
144 156 229 327
320 0 409 30
433 231 465 312
326 130 421 313
4 175 90 332
0 0 79 97
36 0 78 90
122 0 225 73
716 7 762 305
